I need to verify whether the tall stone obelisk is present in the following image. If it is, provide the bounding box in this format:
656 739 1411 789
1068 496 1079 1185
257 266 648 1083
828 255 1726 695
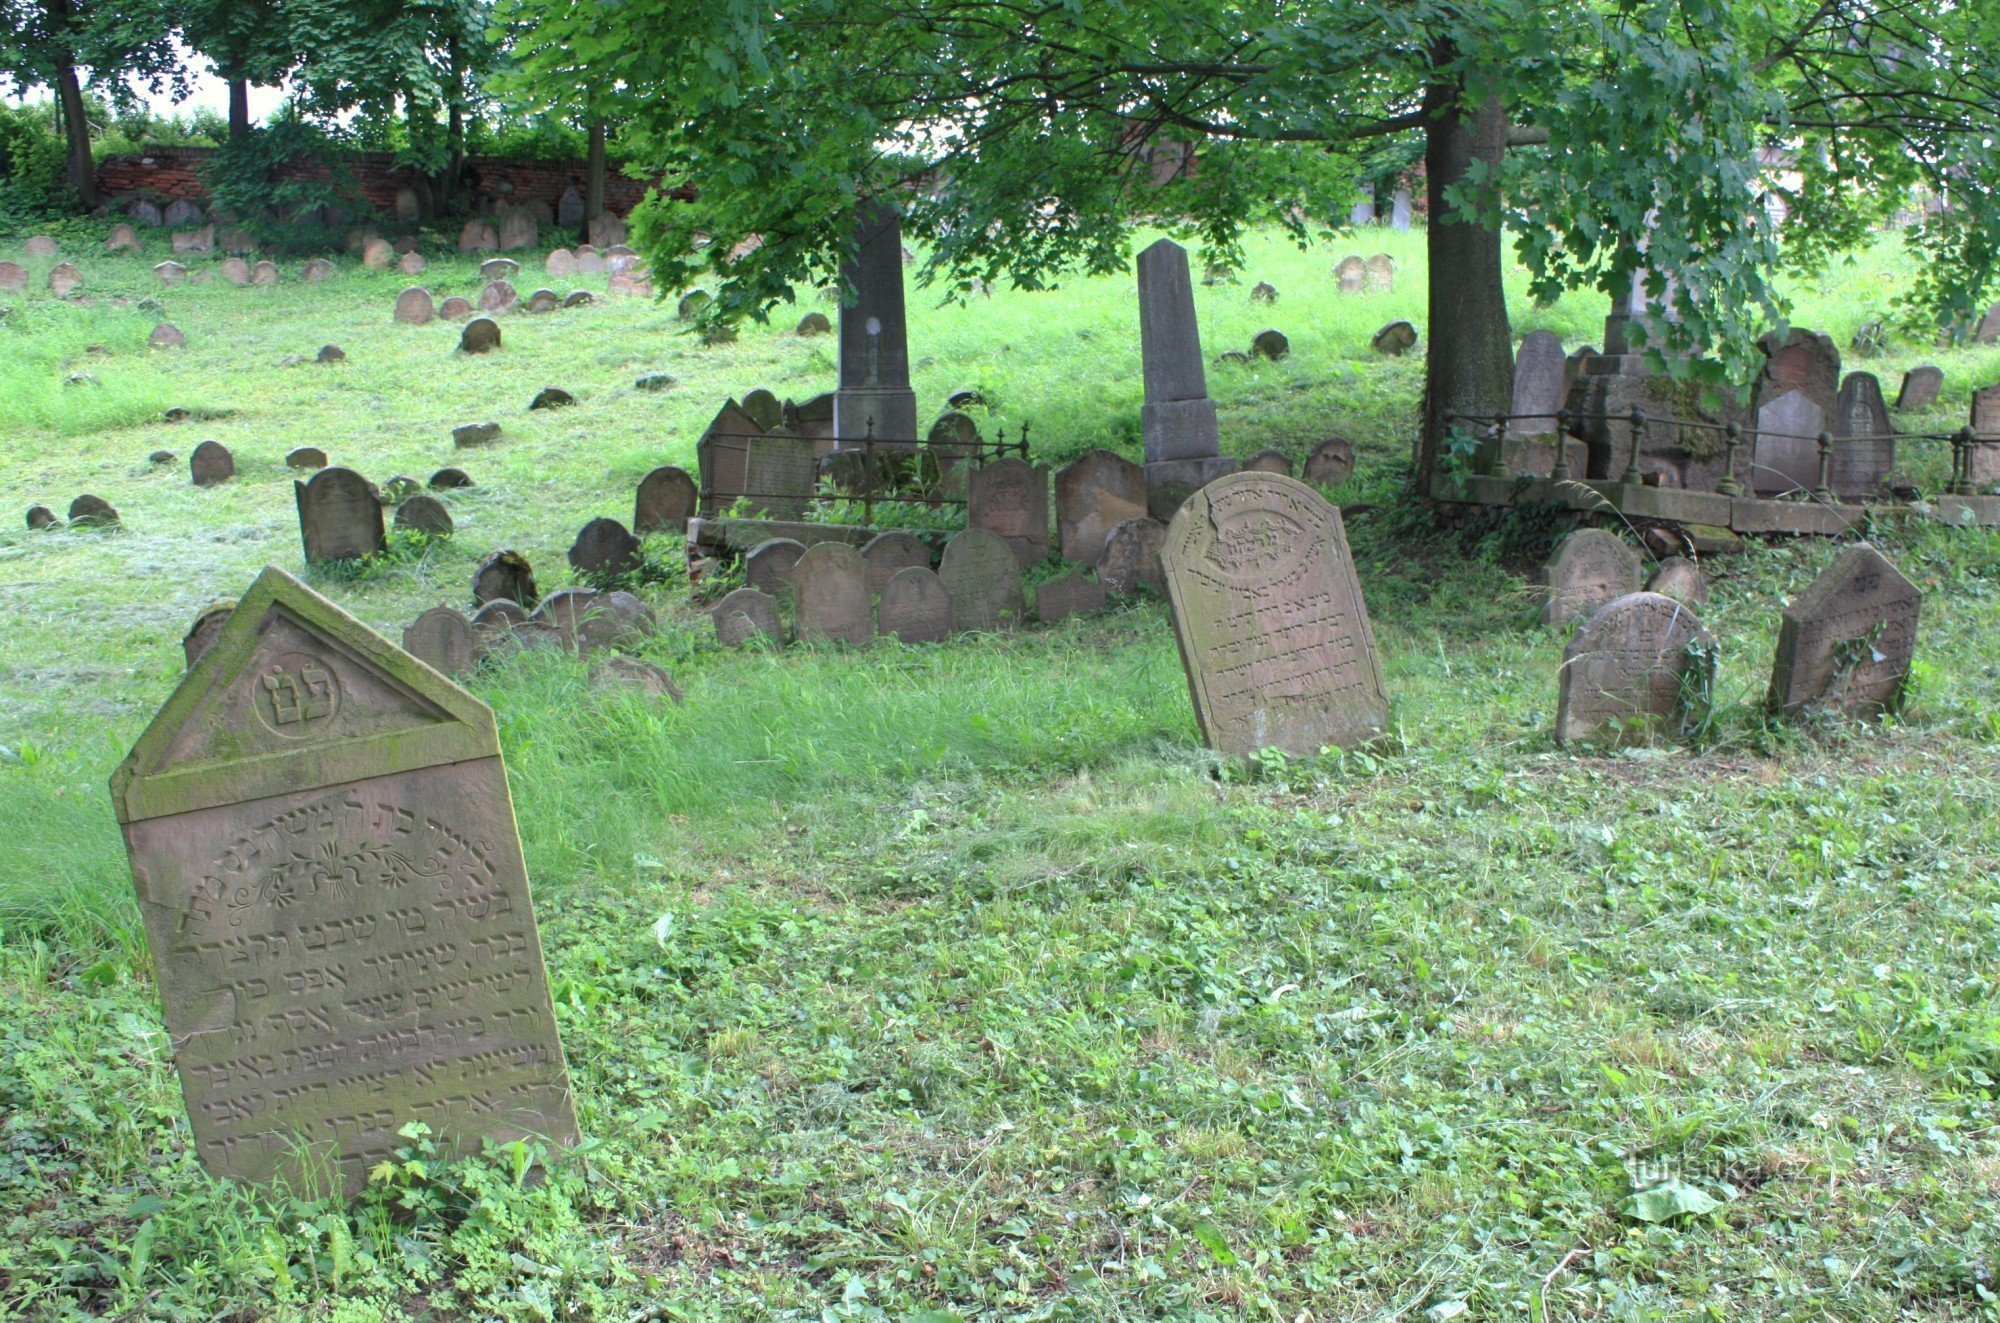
834 200 919 446
1137 238 1236 497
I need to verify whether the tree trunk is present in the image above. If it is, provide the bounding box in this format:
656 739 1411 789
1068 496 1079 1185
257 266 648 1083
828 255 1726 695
584 115 607 240
45 0 96 208
407 99 437 221
228 79 251 140
1416 79 1514 488
441 37 467 210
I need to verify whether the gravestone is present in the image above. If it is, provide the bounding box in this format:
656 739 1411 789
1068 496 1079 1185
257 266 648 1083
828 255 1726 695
1250 329 1289 360
26 504 57 529
1136 239 1228 489
499 212 537 251
1978 302 2000 345
1972 385 2000 488
109 567 578 1193
154 260 186 285
471 598 530 642
479 281 518 313
575 247 606 276
1540 528 1640 627
526 288 559 314
1243 449 1291 476
938 528 1026 631
562 290 591 308
106 224 140 252
150 323 186 349
1646 556 1708 606
1334 256 1365 293
182 601 235 668
221 257 251 286
529 387 573 410
252 260 280 286
429 467 472 490
398 252 426 276
381 476 422 505
459 318 502 354
633 466 697 535
403 605 480 675
603 245 640 272
696 410 815 518
362 239 393 269
833 201 919 445
1251 281 1277 304
453 422 501 447
860 530 931 593
1555 592 1714 746
172 226 215 254
1035 573 1107 624
68 494 118 526
681 289 714 319
740 388 783 432
558 187 585 230
438 296 474 320
471 556 540 617
711 587 785 648
607 269 651 298
1751 328 1840 495
1768 543 1920 717
302 259 335 283
480 258 520 282
876 567 953 644
792 543 873 644
530 588 603 651
1371 321 1417 355
0 260 24 291
546 249 577 278
295 468 385 562
1350 195 1376 224
568 518 643 581
797 311 831 336
287 447 328 470
24 234 58 256
317 344 346 363
1895 365 1943 411
459 220 498 252
967 458 1050 567
1830 371 1895 496
48 263 82 296
1056 450 1149 566
162 200 202 228
588 215 626 247
1390 189 1413 230
131 199 164 226
1500 330 1568 471
1161 472 1389 757
1363 254 1394 293
1099 517 1168 597
744 538 807 594
190 441 235 487
394 286 436 325
395 495 454 538
1303 438 1355 486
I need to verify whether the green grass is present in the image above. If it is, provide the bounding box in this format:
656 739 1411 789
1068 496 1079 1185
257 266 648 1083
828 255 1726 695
3 221 2000 1321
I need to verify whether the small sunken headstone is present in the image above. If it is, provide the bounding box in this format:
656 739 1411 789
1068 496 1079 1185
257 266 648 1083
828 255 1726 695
1768 542 1920 717
938 528 1026 631
526 288 560 314
568 517 643 581
171 225 215 254
876 567 953 643
589 214 627 247
471 598 529 641
1250 281 1278 304
634 466 697 535
479 280 518 313
149 323 186 349
711 587 785 648
459 317 502 354
68 494 118 526
295 467 385 561
0 260 25 291
453 422 502 447
1334 256 1366 293
1540 528 1640 627
1035 572 1107 624
529 387 573 410
791 542 873 644
860 530 931 594
316 344 346 363
380 475 421 505
394 286 436 325
1099 517 1169 597
1243 449 1291 476
153 260 186 285
1363 253 1394 293
576 248 606 275
220 256 252 286
589 655 681 700
1371 321 1417 355
459 220 498 253
105 223 141 253
398 251 426 276
1895 365 1943 411
480 257 521 282
24 235 57 257
429 467 472 490
634 373 675 392
1646 556 1708 606
744 537 807 594
251 260 280 286
797 311 832 336
26 504 57 530
1250 329 1290 360
1556 592 1714 746
967 457 1051 567
1160 473 1387 757
301 258 335 282
1056 449 1149 566
181 600 235 668
161 200 201 228
439 296 474 320
530 587 602 650
545 249 577 278
109 567 579 1193
190 440 235 487
403 604 481 675
48 262 83 296
607 269 652 298
395 494 455 538
361 238 393 268
562 290 592 308
473 550 538 609
287 446 328 470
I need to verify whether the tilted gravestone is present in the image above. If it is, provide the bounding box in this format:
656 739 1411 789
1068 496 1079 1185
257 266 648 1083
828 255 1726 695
394 495 455 539
1371 321 1417 355
182 601 235 668
741 389 785 433
1161 472 1388 757
1555 592 1715 746
109 567 579 1193
938 528 1026 631
633 466 697 536
1895 365 1943 411
1334 256 1366 293
1540 528 1640 628
711 587 785 648
1099 517 1169 597
69 494 119 526
1035 572 1107 624
1767 543 1920 717
295 467 385 562
403 604 481 676
26 504 57 529
1056 450 1148 567
568 518 643 581
791 543 873 645
744 538 807 594
473 550 538 610
967 458 1050 568
1830 371 1895 496
394 286 436 325
190 440 235 487
860 530 931 594
876 567 953 643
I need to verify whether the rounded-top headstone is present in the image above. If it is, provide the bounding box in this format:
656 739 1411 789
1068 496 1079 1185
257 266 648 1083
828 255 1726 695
301 258 336 282
149 322 186 349
472 597 530 632
797 311 832 336
1541 528 1641 627
440 296 475 320
937 527 1026 631
362 238 394 268
526 287 560 314
744 537 808 594
577 249 607 275
251 259 280 286
26 504 57 530
429 466 473 490
677 289 712 320
0 261 25 291
24 235 57 257
393 250 424 276
1556 592 1715 746
791 543 873 645
459 317 502 354
634 466 697 535
459 220 499 253
1242 448 1291 476
480 257 521 282
131 199 164 226
563 289 592 308
876 566 953 644
1303 437 1356 487
712 586 785 648
394 285 436 325
105 224 140 253
529 386 574 410
316 344 346 363
860 529 931 593
1371 321 1418 355
569 517 643 581
546 249 577 277
295 467 385 561
403 605 480 676
181 599 236 668
1099 517 1169 597
1251 281 1278 304
287 446 328 470
68 494 118 526
1645 556 1708 607
479 280 519 313
1250 329 1290 360
740 388 784 433
473 549 538 608
47 263 83 296
220 256 251 286
190 440 235 487
395 494 455 538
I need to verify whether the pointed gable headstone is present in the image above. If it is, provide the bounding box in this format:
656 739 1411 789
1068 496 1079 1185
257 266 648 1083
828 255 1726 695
108 567 578 1194
295 467 385 562
1768 543 1920 717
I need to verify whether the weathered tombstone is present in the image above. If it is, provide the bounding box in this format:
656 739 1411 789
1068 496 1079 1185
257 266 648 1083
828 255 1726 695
1752 328 1841 495
24 234 58 257
1303 439 1356 486
471 598 530 639
1055 450 1148 567
1389 189 1413 230
743 537 807 594
1136 239 1230 493
797 311 832 336
316 344 346 363
1371 321 1417 355
558 187 585 230
429 467 472 490
634 373 675 392
1099 517 1169 597
1161 472 1389 757
697 416 815 519
153 260 186 285
562 290 592 308
0 260 24 291
301 258 335 283
740 389 784 432
545 249 577 278
1035 572 1107 624
711 587 785 648
876 567 953 643
172 225 215 254
1541 528 1640 627
966 458 1050 567
1250 281 1278 304
530 587 602 650
568 518 643 581
1363 253 1394 293
48 262 83 296
361 239 393 269
607 269 652 298
499 212 537 251
1334 256 1365 293
588 214 627 247
394 495 455 538
295 468 385 562
473 551 538 609
479 280 518 313
149 322 186 349
1977 302 2000 346
68 494 118 526
105 223 140 253
480 258 520 282
1646 556 1708 606
529 387 573 410
526 288 559 314
791 543 873 644
1555 592 1715 746
181 600 235 668
397 251 426 277
394 286 436 325
109 567 579 1193
190 440 235 487
834 201 919 445
1500 330 1568 471
220 256 251 286
1250 329 1289 360
1895 365 1944 411
860 530 931 594
1829 371 1895 496
1972 387 2000 487
404 604 480 675
380 475 422 505
131 199 164 227
286 446 328 470
26 504 57 530
633 466 697 536
162 200 202 228
459 318 502 354
1767 543 1920 717
576 248 606 276
937 528 1026 631
251 260 280 286
602 244 640 272
439 296 474 320
452 422 502 448
1243 449 1291 476
458 220 498 252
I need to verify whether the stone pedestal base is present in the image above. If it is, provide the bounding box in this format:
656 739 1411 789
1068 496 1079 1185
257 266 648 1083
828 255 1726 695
1144 456 1239 522
1142 398 1221 463
834 388 919 446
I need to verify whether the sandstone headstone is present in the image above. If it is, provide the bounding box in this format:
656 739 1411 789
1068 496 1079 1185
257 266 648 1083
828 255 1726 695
479 280 518 313
938 528 1026 631
1977 302 2000 346
792 543 873 644
1334 256 1365 293
459 317 502 354
744 537 807 594
1646 556 1708 606
190 440 235 487
26 504 57 530
876 566 953 643
48 262 83 296
1250 281 1277 304
678 289 712 320
1035 572 1107 624
712 587 785 648
568 518 643 582
361 239 394 269
1099 517 1168 597
429 467 472 490
797 311 832 336
0 260 24 291
131 200 164 226
459 221 498 253
529 587 603 650
404 605 480 675
562 290 592 308
1162 472 1389 757
697 416 815 519
1243 449 1291 476
1541 528 1641 627
473 551 538 609
105 224 140 253
153 260 187 285
251 260 280 286
608 269 652 298
394 286 436 325
545 249 577 278
587 214 627 247
471 598 530 635
162 200 202 228
149 322 186 349
1895 365 1943 411
110 567 578 1192
499 212 537 251
1972 383 2000 485
1371 321 1417 355
481 258 520 282
453 422 502 447
1250 329 1289 361
379 475 421 505
24 234 58 257
1055 450 1149 566
526 288 559 314
220 256 251 286
634 466 697 535
1507 330 1569 460
1556 592 1714 745
589 655 681 699
181 600 234 668
287 446 328 470
575 248 606 275
529 386 573 410
1828 371 1896 495
395 495 455 538
316 344 346 363
68 494 118 526
1363 254 1394 293
301 259 335 283
967 457 1050 567
296 468 385 561
1752 328 1841 495
397 251 426 276
1768 543 1919 717
602 244 639 272
440 296 474 320
860 530 931 594
172 226 215 254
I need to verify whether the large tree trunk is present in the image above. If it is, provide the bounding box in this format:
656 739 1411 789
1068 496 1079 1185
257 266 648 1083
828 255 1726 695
441 37 467 211
228 78 251 140
1416 79 1514 488
407 99 437 221
46 0 97 208
584 115 607 240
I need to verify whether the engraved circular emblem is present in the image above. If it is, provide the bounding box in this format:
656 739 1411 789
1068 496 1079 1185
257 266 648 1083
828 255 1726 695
251 652 342 738
1201 492 1312 587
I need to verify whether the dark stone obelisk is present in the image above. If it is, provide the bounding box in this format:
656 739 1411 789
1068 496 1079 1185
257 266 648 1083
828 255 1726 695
834 200 919 446
1137 238 1235 496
